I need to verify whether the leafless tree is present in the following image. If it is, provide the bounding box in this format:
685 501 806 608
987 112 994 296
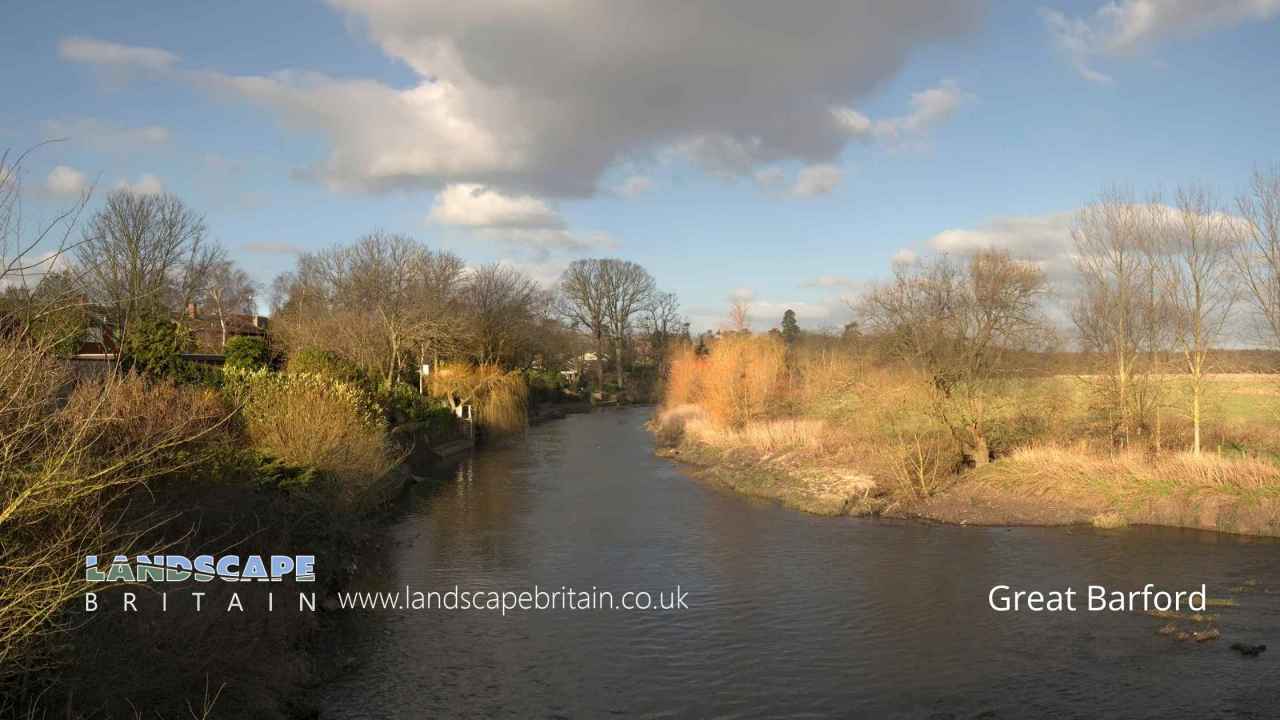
75 190 222 335
640 290 684 366
602 259 656 389
1071 189 1166 445
1155 186 1238 454
1 146 91 347
1232 165 1280 351
460 263 545 366
202 260 257 348
558 259 611 391
858 249 1049 464
273 232 467 387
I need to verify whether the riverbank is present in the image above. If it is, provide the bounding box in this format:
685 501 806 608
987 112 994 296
652 406 1280 538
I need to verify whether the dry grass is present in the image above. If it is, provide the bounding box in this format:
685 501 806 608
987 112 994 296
657 404 830 455
975 443 1280 497
677 334 787 428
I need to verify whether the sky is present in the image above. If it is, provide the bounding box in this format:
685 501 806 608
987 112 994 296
2 0 1278 331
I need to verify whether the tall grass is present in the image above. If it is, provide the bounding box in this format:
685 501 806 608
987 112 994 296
672 334 788 427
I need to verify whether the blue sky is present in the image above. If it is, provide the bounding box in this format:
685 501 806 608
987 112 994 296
3 1 1278 330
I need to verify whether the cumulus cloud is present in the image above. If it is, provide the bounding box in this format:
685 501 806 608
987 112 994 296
58 37 178 70
790 163 844 197
832 81 973 144
44 118 170 154
1042 0 1280 83
115 173 164 196
46 165 87 197
928 210 1078 282
429 184 564 229
427 183 614 257
61 2 981 198
752 162 844 198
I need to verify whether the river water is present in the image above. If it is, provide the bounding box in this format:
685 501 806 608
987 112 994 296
322 407 1279 719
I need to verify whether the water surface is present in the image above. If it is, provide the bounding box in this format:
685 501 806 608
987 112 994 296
323 407 1279 719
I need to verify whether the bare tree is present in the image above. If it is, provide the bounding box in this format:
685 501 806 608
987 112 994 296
1071 189 1165 445
1232 165 1280 351
273 232 467 387
75 190 222 334
0 146 91 349
858 249 1049 464
460 263 545 366
203 260 257 348
601 259 655 389
1156 186 1238 454
557 259 611 392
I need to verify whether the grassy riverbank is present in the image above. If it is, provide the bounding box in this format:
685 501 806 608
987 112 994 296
654 404 1280 536
652 332 1280 537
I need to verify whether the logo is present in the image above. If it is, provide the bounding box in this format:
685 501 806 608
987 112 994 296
85 554 316 583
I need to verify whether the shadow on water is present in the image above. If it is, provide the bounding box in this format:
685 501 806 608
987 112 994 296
322 406 1280 719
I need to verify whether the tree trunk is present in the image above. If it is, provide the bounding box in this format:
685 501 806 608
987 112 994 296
615 336 625 390
1192 378 1202 456
594 332 605 396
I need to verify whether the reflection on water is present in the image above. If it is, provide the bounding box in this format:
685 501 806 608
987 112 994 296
323 407 1279 719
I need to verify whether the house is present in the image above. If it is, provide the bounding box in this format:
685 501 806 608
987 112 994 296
178 303 269 352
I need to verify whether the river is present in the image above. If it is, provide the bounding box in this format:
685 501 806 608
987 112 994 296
322 406 1279 719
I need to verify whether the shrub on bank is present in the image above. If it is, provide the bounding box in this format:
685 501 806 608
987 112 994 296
285 347 371 390
224 335 272 371
225 368 397 501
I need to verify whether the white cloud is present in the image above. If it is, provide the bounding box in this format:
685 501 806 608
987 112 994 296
44 118 171 153
804 274 863 289
790 163 843 197
926 210 1080 286
242 241 305 255
617 175 653 198
429 184 564 229
46 165 87 197
427 183 613 257
1042 1 1280 83
63 3 981 197
892 248 918 265
115 173 164 196
686 297 849 333
470 227 617 257
58 37 178 71
833 81 973 144
0 250 70 290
